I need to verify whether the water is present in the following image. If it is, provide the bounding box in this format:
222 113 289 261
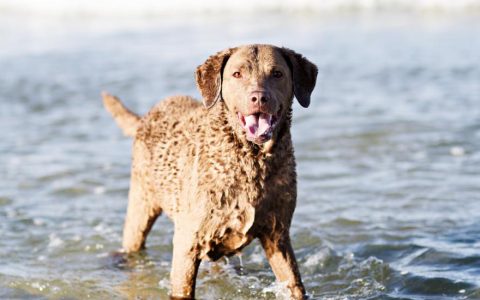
1 8 480 300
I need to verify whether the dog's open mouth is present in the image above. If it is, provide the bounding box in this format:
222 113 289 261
237 112 278 144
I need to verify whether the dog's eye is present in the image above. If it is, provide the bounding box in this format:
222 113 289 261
273 70 283 78
233 71 242 78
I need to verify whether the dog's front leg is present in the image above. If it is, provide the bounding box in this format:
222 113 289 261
260 233 306 300
170 227 201 300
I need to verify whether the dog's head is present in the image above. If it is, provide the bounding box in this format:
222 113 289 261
196 44 317 145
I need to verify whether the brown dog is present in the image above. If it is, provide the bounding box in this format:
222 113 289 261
103 44 317 299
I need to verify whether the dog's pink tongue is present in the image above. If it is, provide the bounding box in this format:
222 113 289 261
258 114 271 135
245 115 259 139
244 114 271 139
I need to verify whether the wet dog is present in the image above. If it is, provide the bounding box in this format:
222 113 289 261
103 44 317 299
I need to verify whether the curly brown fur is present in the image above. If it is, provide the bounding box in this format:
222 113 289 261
103 44 317 299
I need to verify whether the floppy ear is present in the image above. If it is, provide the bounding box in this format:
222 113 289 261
195 48 237 108
281 48 318 108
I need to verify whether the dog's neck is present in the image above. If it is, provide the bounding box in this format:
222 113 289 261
207 101 292 158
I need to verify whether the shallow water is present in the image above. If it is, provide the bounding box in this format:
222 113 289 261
1 11 480 300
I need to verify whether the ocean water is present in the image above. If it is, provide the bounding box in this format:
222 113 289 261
1 7 480 300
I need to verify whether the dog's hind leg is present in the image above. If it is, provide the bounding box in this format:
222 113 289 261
122 161 162 253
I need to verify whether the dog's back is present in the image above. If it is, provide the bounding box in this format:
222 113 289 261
103 93 205 216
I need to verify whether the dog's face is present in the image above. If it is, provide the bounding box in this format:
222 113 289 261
196 44 317 145
221 46 293 144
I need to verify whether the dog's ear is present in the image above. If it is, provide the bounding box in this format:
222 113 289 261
281 48 318 108
196 48 237 108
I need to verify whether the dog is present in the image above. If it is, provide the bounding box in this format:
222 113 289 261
103 44 317 299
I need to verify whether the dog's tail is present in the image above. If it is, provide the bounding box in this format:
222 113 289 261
102 92 141 137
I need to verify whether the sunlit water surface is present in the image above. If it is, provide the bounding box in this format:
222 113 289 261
1 12 480 300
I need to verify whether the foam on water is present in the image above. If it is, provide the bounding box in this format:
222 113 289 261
47 233 64 249
0 0 480 17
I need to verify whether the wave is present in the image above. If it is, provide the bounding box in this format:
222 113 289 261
1 0 480 17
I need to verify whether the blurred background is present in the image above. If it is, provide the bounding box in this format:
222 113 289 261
1 1 479 299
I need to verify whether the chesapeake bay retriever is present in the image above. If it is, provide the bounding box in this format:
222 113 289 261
102 44 317 299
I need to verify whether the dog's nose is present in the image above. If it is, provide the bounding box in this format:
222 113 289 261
249 91 269 104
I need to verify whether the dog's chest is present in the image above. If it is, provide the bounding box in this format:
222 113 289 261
196 155 270 260
200 202 255 260
189 133 295 260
